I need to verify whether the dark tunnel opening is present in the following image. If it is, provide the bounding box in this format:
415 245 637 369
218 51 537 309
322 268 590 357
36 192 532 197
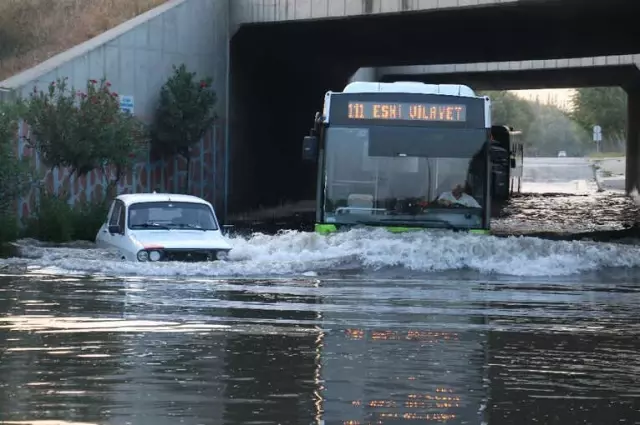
228 28 357 215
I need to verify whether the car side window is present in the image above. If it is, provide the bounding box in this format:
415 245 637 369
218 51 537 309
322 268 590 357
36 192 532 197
103 201 114 224
118 203 126 232
108 202 121 226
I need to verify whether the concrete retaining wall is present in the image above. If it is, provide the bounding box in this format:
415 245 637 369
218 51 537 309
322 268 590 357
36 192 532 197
0 0 230 218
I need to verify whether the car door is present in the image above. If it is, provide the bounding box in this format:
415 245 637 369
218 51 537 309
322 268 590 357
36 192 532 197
96 200 117 248
110 201 128 254
101 201 125 249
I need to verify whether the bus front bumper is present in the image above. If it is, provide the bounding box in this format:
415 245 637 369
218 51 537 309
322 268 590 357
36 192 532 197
314 223 490 235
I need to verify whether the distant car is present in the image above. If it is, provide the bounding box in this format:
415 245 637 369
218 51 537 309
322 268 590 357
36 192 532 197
95 193 232 262
558 151 567 157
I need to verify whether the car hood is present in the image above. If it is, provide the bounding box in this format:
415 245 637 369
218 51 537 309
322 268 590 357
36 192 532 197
130 230 232 250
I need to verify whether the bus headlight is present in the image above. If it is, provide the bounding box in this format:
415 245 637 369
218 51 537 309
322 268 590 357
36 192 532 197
137 250 149 262
149 250 161 262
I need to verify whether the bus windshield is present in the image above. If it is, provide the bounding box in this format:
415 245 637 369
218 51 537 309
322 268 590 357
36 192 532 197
322 126 488 230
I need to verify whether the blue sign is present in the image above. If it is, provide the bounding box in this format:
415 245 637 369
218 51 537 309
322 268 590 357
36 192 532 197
120 95 134 115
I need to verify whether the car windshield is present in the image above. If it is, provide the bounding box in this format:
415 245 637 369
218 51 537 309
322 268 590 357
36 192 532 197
128 201 218 230
322 127 487 230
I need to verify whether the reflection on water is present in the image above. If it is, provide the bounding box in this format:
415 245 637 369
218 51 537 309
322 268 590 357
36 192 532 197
2 272 640 424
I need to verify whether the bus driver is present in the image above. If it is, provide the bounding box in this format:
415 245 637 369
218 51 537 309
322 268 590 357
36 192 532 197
436 183 481 208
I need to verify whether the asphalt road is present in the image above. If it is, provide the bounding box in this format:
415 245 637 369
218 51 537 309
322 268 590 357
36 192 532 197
522 156 625 193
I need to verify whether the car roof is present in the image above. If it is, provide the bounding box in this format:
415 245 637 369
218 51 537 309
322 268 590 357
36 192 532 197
116 193 211 207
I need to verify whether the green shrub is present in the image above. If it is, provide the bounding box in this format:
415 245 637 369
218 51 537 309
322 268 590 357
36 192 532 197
152 64 216 193
0 213 20 245
23 190 110 243
22 78 148 181
71 198 110 241
1 101 37 244
23 191 75 242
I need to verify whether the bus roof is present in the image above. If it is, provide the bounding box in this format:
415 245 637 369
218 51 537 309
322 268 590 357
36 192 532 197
340 81 478 98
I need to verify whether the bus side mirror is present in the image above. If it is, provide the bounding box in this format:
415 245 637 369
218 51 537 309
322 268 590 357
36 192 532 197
302 135 318 161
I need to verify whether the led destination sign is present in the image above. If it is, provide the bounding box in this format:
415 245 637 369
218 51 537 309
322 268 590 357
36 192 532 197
347 101 467 122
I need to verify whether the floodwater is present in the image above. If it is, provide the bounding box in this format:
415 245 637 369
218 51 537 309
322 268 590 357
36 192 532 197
1 157 640 425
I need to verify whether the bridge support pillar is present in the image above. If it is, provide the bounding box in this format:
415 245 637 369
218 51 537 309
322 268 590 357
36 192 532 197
626 89 640 194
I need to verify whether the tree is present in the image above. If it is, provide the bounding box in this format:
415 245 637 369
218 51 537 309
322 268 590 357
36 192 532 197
481 91 536 137
527 102 590 157
0 101 37 242
151 64 217 193
481 90 592 156
571 87 627 152
21 77 148 189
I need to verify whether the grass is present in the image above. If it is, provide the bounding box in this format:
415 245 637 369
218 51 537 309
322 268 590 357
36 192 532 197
0 0 168 81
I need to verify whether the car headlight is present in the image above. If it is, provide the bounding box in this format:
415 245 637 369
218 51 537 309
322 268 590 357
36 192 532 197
216 250 229 260
149 250 161 262
137 250 149 262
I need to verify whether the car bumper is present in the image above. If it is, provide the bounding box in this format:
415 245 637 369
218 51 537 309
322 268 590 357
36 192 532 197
137 248 231 262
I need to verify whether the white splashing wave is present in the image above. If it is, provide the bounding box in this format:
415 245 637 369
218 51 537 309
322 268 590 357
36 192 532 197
2 228 640 277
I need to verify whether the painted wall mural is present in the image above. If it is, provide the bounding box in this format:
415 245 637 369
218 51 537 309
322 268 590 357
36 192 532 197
13 120 227 220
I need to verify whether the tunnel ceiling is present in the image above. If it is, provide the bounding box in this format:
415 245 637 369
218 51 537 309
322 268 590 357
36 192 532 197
379 65 640 91
234 0 640 68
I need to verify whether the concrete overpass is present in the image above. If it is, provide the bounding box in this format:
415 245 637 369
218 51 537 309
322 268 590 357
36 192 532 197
232 0 558 25
232 0 633 26
2 0 640 218
377 54 640 90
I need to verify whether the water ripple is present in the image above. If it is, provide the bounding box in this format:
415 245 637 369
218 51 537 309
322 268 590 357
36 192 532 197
1 272 639 424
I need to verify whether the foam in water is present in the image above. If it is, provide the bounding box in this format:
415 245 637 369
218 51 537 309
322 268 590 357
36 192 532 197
2 228 640 278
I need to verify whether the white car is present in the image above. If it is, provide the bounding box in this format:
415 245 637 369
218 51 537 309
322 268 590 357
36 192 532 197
95 193 232 262
558 150 567 157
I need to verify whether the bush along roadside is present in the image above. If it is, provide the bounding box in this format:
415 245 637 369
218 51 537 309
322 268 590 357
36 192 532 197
2 64 216 246
0 100 36 247
9 77 149 244
22 190 111 243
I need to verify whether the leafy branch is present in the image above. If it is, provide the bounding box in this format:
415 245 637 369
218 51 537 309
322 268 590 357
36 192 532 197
151 64 217 193
21 77 149 187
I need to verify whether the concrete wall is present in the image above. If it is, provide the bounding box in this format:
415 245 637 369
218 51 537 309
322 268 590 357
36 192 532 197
0 0 230 218
231 0 537 24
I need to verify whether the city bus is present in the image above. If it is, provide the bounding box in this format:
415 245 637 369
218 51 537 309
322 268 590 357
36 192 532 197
490 125 524 203
301 81 493 235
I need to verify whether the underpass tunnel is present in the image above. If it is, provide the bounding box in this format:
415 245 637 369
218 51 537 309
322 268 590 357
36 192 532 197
228 27 357 215
226 0 640 217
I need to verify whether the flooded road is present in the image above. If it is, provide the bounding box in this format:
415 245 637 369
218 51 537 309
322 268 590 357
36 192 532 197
1 271 640 425
2 156 640 424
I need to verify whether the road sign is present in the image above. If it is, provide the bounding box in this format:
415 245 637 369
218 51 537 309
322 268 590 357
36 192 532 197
119 95 134 115
593 125 602 142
